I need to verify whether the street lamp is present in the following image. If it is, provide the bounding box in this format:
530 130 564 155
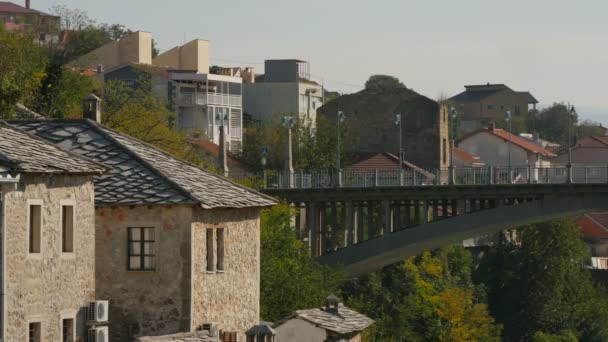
449 107 458 184
260 146 268 188
505 110 512 182
568 105 575 183
395 113 404 185
215 110 230 176
282 116 296 188
336 111 346 171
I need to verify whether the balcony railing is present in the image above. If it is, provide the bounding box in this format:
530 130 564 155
177 93 241 107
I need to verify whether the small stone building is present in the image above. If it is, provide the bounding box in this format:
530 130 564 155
11 119 276 341
273 297 374 342
0 122 106 341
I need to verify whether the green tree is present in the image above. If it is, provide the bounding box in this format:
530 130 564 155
260 203 342 321
527 103 577 144
0 28 47 118
364 75 406 94
533 330 578 342
342 246 501 341
477 219 608 341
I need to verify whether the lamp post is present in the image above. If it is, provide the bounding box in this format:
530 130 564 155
215 110 230 177
449 107 458 185
567 105 575 183
260 147 268 188
336 111 346 187
505 110 512 183
282 116 295 188
395 113 404 185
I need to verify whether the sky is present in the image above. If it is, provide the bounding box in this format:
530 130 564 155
35 0 608 125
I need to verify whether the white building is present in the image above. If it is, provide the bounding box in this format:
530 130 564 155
243 59 323 126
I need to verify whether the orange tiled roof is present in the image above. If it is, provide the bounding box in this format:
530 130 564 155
484 128 556 156
577 213 608 238
453 147 484 165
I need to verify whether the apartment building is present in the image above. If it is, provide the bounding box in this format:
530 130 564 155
243 59 323 126
0 122 106 341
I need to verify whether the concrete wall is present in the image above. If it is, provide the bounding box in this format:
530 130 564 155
95 204 193 341
243 82 299 122
70 31 152 71
3 174 96 341
274 318 327 342
153 39 210 74
190 208 261 341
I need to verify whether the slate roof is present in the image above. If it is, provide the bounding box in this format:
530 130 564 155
275 304 374 335
135 331 219 342
517 91 539 104
0 121 106 174
9 119 276 209
450 84 538 104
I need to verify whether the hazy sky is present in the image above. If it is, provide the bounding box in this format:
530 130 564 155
35 0 608 124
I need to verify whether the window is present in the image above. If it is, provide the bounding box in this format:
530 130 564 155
128 227 156 271
29 322 41 342
62 205 74 253
487 104 495 110
442 139 447 164
62 318 74 342
222 331 238 342
206 229 214 272
29 204 42 254
217 228 225 271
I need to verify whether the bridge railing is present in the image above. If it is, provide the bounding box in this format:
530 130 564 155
228 164 608 189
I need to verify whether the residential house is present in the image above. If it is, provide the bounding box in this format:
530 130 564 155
10 103 275 341
318 89 450 171
243 59 323 126
0 1 60 44
348 152 435 185
458 123 556 182
576 213 608 270
273 296 374 342
103 39 245 153
453 147 485 168
450 83 538 133
551 136 608 182
0 122 106 341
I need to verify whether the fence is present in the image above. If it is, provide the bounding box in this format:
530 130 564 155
228 164 608 190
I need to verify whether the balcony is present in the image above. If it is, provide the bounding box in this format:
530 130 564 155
177 93 241 107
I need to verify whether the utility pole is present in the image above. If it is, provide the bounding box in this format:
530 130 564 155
505 110 512 183
449 107 458 185
567 105 575 183
216 110 229 177
336 111 346 187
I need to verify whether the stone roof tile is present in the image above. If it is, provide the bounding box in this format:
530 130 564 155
276 304 374 335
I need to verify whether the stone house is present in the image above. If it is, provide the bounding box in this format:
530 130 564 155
0 122 106 341
10 118 276 341
318 88 450 170
449 83 538 133
273 296 373 342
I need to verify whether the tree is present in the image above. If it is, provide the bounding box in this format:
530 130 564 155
527 103 577 144
0 28 46 118
364 75 406 93
260 203 342 321
342 246 502 341
477 219 608 341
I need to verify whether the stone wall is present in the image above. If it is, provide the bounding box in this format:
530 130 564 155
190 207 261 341
3 174 96 341
95 204 193 341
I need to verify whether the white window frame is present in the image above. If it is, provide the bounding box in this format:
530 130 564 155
60 310 77 342
59 199 76 258
26 316 43 342
26 199 43 259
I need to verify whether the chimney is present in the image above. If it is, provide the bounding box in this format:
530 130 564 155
324 295 340 314
25 0 30 9
488 122 496 131
83 93 101 122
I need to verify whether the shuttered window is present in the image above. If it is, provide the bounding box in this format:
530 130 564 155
222 331 238 342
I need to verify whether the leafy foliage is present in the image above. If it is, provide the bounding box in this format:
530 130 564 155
477 219 608 341
364 75 406 93
260 203 342 321
342 246 502 341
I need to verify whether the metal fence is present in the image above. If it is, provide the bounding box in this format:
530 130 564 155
228 164 608 190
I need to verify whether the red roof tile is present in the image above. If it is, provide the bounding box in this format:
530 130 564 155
484 128 556 156
577 213 608 238
350 152 434 178
453 147 484 165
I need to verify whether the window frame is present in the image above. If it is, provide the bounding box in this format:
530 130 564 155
60 311 76 342
26 199 43 259
60 200 76 256
216 228 225 272
127 227 156 271
206 228 215 272
27 318 42 342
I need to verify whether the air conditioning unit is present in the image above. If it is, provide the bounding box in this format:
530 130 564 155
88 326 108 342
200 322 223 338
88 300 109 323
